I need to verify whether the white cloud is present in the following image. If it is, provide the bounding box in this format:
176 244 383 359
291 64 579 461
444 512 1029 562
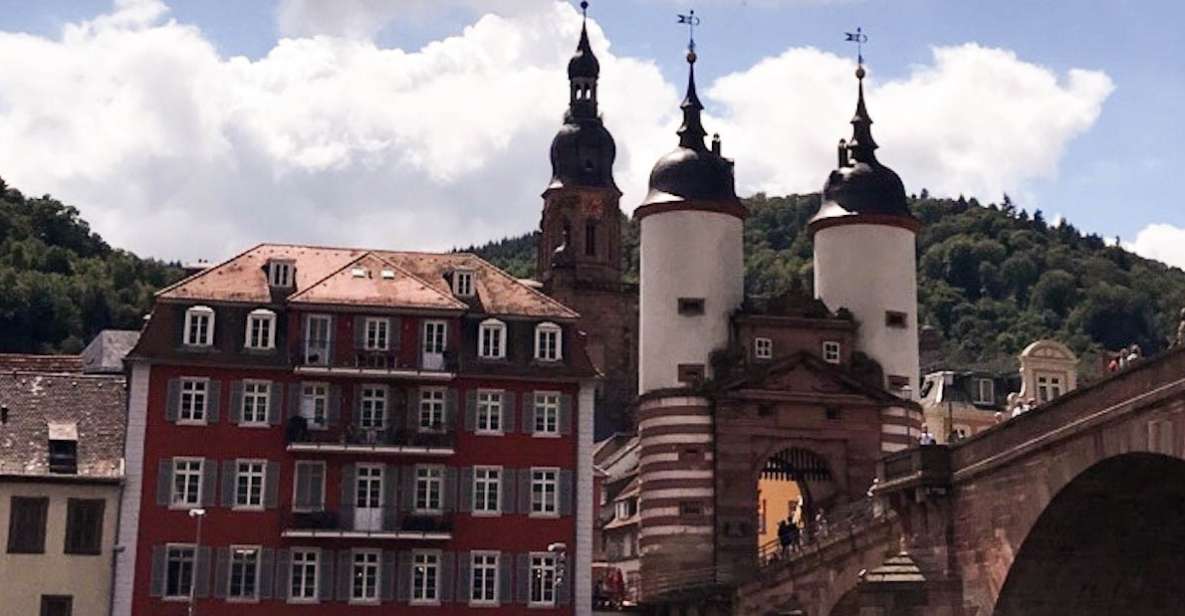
276 0 549 38
0 1 1113 263
1128 224 1185 270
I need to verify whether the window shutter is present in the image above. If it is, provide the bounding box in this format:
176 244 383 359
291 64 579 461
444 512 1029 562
383 466 399 531
390 317 402 350
337 550 352 602
354 315 366 350
288 383 302 418
457 551 471 605
229 381 244 424
268 382 283 426
459 467 473 513
318 549 335 601
557 553 572 605
275 549 291 601
166 379 180 422
156 459 173 507
327 385 342 427
201 460 218 507
504 392 517 433
212 547 229 598
524 392 536 434
406 387 420 431
149 545 166 597
559 393 573 435
464 389 477 432
400 466 415 513
195 546 212 598
340 464 356 530
445 388 458 429
518 469 531 514
501 469 516 514
381 550 397 602
396 552 412 602
221 461 236 507
265 461 280 509
352 383 363 425
326 315 336 362
499 553 513 604
440 551 455 602
443 466 459 512
258 547 275 599
516 553 530 603
559 470 574 517
207 380 222 423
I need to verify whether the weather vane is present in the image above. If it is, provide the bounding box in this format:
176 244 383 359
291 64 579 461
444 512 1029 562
677 10 701 52
845 26 868 66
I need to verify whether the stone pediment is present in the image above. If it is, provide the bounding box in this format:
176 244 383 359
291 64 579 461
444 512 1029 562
718 351 908 406
1020 339 1076 362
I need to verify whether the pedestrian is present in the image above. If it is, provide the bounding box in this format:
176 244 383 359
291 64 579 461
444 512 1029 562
919 425 936 445
777 519 791 556
815 508 829 537
787 520 800 549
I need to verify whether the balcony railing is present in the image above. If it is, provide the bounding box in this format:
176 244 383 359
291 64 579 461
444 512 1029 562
286 420 456 454
283 508 454 539
291 339 457 375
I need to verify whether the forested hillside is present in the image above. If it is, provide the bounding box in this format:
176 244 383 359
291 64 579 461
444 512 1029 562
0 179 183 353
468 193 1185 372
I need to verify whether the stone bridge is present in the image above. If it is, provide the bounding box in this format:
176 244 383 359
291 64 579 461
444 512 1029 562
733 345 1185 616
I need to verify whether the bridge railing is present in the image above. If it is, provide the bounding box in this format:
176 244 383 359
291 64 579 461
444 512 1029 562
757 496 881 569
646 561 745 597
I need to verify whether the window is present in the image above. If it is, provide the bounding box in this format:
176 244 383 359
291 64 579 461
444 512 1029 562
228 546 260 601
453 270 475 297
268 260 294 288
351 550 381 604
473 467 501 514
412 551 440 604
40 596 73 616
471 552 500 605
179 379 208 424
293 461 325 512
476 390 502 434
355 464 383 510
360 386 388 429
301 383 328 429
533 392 560 435
885 311 908 328
165 545 196 599
887 375 910 391
235 460 266 510
584 220 598 257
754 337 773 360
183 305 215 346
289 549 319 601
171 458 203 508
245 309 276 350
48 439 78 474
478 319 506 359
677 363 705 384
64 498 105 555
974 378 995 405
7 496 48 553
822 341 841 364
364 318 389 351
531 468 559 516
677 297 705 316
304 315 331 365
415 466 444 513
615 499 635 520
679 501 704 516
423 320 447 354
529 553 558 606
419 388 446 431
1037 374 1063 403
241 381 270 426
535 323 563 361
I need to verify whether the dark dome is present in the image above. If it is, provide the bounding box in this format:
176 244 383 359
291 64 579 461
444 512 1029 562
548 116 617 192
815 160 910 220
641 146 737 206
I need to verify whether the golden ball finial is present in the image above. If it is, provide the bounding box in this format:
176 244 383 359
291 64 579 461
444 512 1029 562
687 50 697 64
855 65 866 80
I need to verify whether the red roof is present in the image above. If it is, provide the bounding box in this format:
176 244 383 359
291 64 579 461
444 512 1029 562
0 354 83 374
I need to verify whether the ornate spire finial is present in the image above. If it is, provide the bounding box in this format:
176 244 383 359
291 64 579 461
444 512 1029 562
843 27 877 162
675 10 707 150
580 0 588 18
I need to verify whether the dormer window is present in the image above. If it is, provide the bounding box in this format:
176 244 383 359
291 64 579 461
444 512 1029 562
754 337 773 360
535 323 563 362
973 378 995 405
822 341 842 364
183 305 215 347
268 260 294 288
47 422 78 474
453 270 475 297
478 319 506 359
245 309 277 350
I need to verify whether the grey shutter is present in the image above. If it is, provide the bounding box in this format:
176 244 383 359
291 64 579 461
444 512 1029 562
319 549 335 601
459 467 473 513
268 382 283 425
559 470 574 516
149 546 166 596
166 379 180 422
288 383 302 418
275 549 291 601
381 550 397 602
445 388 458 429
519 469 532 514
221 461 237 507
400 466 415 513
499 553 513 604
352 383 363 428
516 553 530 603
390 316 402 350
156 459 173 506
524 391 536 434
206 380 222 423
406 387 420 431
501 469 516 514
354 315 366 351
504 391 517 433
440 551 455 602
195 546 212 598
457 551 471 604
559 393 573 435
383 466 399 531
396 552 412 602
265 461 280 509
326 315 336 362
337 550 353 601
213 547 229 598
557 552 572 605
443 466 459 512
229 381 244 424
258 548 276 599
327 384 342 427
201 460 218 507
340 464 356 530
464 389 477 432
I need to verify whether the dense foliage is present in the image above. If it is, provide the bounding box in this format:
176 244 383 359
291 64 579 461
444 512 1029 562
469 192 1185 372
0 179 183 353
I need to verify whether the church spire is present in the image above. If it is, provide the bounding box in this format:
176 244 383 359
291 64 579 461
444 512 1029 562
677 49 708 150
567 1 600 119
847 63 878 163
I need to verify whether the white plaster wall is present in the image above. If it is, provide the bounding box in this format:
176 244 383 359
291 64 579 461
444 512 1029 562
814 223 919 398
639 210 744 393
111 362 150 616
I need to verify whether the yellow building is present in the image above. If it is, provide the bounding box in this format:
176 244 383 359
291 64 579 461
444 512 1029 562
756 476 802 548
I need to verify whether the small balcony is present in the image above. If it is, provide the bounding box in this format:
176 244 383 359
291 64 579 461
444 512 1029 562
286 419 456 457
282 508 454 541
291 339 456 380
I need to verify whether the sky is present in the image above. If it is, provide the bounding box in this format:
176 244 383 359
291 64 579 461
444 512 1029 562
0 0 1181 268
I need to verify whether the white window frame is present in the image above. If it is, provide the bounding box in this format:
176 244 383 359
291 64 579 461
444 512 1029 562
292 461 326 513
973 378 995 405
183 305 215 347
533 392 560 436
364 317 389 351
419 387 446 432
529 552 558 607
453 270 475 297
473 466 502 516
164 543 197 600
411 550 442 605
300 383 328 430
476 389 503 435
178 378 209 425
244 309 277 350
422 320 447 354
303 314 332 365
478 319 506 360
470 551 500 606
170 457 203 509
240 380 271 426
359 385 388 430
530 467 560 518
350 549 381 605
414 465 444 514
354 463 384 509
534 322 563 362
234 459 266 511
227 545 262 602
268 260 294 288
822 341 841 364
754 337 773 360
288 548 320 603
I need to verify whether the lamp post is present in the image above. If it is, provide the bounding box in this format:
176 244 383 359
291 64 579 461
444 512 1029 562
548 542 568 602
188 508 206 616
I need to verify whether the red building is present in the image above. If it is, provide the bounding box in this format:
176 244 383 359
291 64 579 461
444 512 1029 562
112 246 597 615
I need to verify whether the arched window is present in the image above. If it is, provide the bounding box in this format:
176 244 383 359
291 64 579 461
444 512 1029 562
584 220 598 256
245 308 277 350
183 305 215 347
534 322 563 362
478 319 507 359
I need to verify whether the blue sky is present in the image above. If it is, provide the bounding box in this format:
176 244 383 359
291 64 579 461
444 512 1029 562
0 0 1181 264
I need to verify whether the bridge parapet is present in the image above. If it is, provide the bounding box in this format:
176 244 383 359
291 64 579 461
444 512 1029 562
875 444 951 498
